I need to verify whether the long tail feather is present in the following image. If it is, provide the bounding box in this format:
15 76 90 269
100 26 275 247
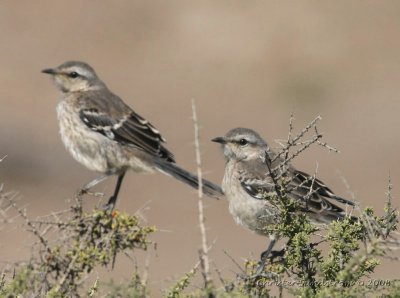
153 159 223 199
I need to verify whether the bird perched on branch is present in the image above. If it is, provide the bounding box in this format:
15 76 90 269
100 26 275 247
212 127 356 275
42 61 223 209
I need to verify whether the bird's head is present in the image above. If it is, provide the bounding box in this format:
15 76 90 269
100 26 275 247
42 61 105 93
212 128 269 161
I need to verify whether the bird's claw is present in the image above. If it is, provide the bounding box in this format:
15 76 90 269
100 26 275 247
78 188 104 197
91 191 104 197
77 188 88 196
101 196 116 211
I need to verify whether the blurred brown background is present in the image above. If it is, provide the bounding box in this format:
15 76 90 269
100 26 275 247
1 0 400 295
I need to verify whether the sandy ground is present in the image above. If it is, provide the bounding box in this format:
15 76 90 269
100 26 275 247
1 1 400 295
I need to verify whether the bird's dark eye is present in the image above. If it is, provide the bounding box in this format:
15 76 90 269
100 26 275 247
69 71 79 78
239 139 248 146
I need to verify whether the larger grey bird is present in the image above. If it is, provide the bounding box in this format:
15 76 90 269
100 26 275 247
212 127 356 273
42 61 223 208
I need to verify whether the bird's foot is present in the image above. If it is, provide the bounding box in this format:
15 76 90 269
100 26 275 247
268 248 285 262
77 188 104 197
244 248 285 279
249 259 279 279
77 188 87 196
89 191 105 197
101 203 114 211
101 196 116 211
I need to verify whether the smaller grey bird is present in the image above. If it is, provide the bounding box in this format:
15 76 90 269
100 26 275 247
212 128 356 273
42 61 223 208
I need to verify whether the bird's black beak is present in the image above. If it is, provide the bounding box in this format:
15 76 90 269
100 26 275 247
211 137 226 144
41 68 57 75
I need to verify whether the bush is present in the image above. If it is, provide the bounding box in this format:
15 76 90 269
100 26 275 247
1 116 399 297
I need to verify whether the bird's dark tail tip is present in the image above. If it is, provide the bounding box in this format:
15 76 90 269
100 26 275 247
153 159 224 199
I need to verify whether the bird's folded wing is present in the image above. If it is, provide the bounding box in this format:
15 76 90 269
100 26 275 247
238 165 354 216
292 170 355 206
286 169 355 217
239 175 275 200
79 107 175 162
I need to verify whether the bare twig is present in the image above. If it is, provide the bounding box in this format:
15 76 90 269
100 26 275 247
283 113 295 162
4 192 51 254
272 115 322 163
337 171 356 202
275 133 322 174
303 162 319 208
222 250 246 274
191 99 212 288
270 115 339 183
142 254 151 287
314 126 339 153
264 151 283 199
54 253 79 292
384 174 396 239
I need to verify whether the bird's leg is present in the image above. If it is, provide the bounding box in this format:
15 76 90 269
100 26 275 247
103 172 126 210
254 238 277 276
79 173 111 196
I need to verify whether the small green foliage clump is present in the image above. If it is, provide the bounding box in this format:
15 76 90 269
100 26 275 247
323 217 369 282
234 187 399 298
165 264 198 298
105 272 149 298
0 200 155 297
45 209 155 293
